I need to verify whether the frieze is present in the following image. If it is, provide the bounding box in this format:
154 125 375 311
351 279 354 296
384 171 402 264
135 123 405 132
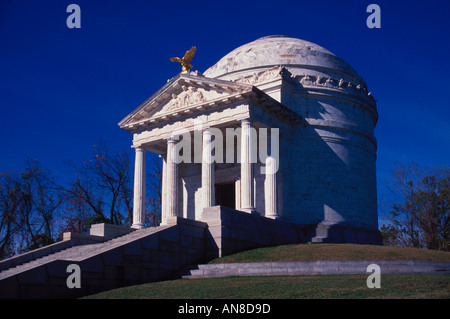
232 65 374 102
297 75 373 101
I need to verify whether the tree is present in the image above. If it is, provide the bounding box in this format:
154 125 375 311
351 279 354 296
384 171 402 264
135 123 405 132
413 174 449 250
17 159 63 251
22 159 62 248
60 142 164 231
381 162 450 251
62 142 134 228
0 159 63 257
0 170 22 258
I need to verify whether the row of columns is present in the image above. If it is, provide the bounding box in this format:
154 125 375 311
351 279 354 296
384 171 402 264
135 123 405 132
131 119 278 229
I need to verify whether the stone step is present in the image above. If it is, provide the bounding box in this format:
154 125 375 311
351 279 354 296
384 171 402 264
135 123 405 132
309 237 328 243
182 260 450 279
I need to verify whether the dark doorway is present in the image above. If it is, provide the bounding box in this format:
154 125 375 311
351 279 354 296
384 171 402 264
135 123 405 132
215 183 235 209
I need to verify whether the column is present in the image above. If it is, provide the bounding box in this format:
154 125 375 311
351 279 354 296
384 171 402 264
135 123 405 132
264 156 279 219
202 128 215 212
160 153 168 224
166 137 179 219
132 146 146 229
240 119 257 214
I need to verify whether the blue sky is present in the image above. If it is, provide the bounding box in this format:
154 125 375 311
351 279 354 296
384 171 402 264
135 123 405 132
1 0 449 222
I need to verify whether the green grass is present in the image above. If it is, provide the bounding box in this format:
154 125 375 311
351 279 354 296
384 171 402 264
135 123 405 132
85 274 450 299
208 244 450 264
83 244 450 299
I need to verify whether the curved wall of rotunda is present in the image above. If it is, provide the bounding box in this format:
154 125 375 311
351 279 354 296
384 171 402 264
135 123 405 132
204 36 379 235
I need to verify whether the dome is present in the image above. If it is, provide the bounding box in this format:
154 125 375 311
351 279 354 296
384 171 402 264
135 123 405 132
204 35 365 86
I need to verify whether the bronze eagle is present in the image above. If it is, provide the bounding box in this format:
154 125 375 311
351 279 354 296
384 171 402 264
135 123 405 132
170 46 197 73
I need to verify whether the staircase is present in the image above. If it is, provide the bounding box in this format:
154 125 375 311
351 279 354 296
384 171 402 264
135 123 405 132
182 260 450 279
0 218 208 298
309 224 331 243
0 227 159 281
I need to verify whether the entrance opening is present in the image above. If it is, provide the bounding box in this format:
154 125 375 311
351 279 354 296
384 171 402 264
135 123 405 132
215 182 235 209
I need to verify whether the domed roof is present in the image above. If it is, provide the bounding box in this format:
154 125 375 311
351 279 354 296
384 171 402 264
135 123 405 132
204 35 364 84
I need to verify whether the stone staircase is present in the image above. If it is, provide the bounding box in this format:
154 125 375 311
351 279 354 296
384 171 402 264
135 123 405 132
0 226 160 281
182 260 450 279
309 224 383 244
0 218 209 298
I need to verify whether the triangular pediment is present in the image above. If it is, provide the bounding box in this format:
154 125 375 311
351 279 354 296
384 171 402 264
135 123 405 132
119 73 254 132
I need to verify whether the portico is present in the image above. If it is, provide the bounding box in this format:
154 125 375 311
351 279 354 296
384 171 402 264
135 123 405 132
130 116 280 229
119 71 300 228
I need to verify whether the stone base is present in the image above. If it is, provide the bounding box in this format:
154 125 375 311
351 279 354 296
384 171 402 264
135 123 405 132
0 208 383 299
202 206 312 259
89 223 135 240
202 206 382 259
310 223 383 245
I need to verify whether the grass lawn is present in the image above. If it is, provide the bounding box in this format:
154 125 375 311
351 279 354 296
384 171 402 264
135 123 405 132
84 244 450 299
85 274 450 299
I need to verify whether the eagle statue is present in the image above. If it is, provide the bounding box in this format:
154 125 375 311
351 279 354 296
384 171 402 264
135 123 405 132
170 46 197 73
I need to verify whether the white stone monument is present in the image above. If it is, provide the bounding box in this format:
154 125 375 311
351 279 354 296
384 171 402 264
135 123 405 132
119 35 381 244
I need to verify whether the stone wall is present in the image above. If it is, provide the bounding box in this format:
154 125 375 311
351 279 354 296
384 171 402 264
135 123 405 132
0 217 208 299
202 206 316 259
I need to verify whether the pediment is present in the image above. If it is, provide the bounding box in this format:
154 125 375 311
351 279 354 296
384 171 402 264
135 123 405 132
119 73 254 132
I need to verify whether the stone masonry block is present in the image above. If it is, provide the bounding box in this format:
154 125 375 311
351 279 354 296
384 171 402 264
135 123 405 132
123 240 143 256
141 234 159 250
0 276 19 298
180 225 205 238
79 255 104 273
158 226 180 242
159 240 180 252
46 260 73 278
17 266 48 285
101 248 124 266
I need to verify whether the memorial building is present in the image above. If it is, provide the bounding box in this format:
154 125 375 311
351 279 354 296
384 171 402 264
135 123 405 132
119 35 382 244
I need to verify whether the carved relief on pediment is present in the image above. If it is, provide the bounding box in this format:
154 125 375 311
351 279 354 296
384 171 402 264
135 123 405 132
166 85 207 111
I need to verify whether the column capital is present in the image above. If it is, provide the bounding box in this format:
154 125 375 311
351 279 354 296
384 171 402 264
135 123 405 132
241 118 253 126
133 145 146 152
165 136 178 144
202 126 213 135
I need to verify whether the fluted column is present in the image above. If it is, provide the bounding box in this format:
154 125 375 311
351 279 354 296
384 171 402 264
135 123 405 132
132 146 146 229
166 137 179 218
264 156 279 219
240 119 257 214
160 153 168 224
202 128 215 214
